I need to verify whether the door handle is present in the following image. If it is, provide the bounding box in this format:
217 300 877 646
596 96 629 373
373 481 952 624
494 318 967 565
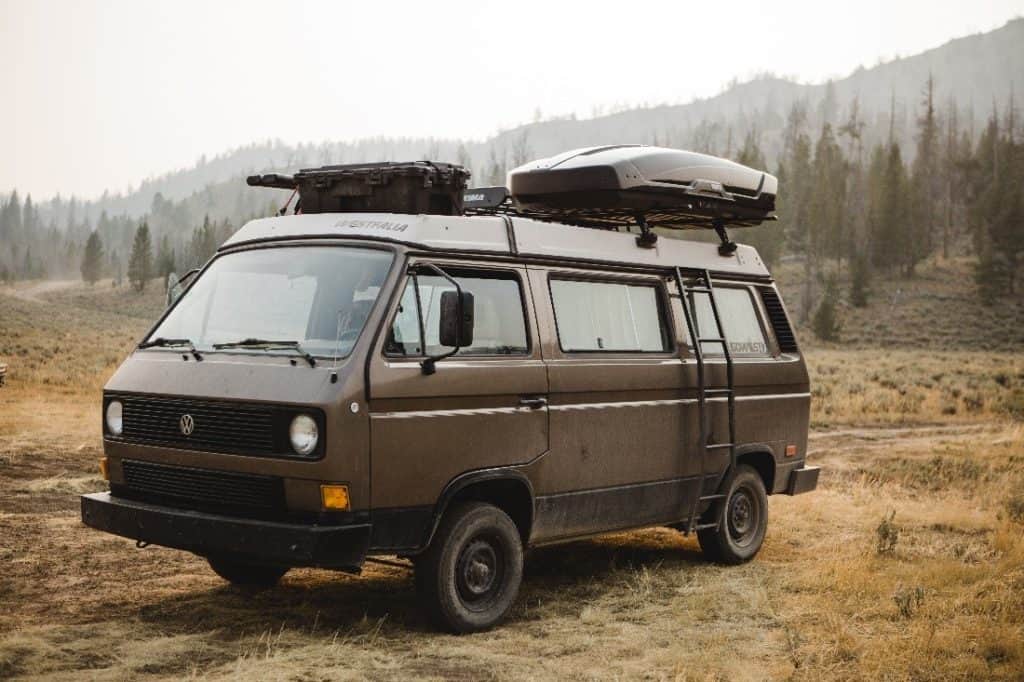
519 396 547 409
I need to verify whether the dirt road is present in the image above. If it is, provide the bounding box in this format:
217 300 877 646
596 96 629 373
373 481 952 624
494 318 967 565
1 415 1021 680
0 280 81 305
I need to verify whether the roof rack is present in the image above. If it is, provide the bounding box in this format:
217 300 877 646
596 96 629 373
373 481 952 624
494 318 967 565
245 146 777 254
463 189 772 229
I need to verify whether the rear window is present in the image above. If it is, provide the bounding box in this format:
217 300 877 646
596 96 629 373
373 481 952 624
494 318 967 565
690 287 770 356
549 278 670 352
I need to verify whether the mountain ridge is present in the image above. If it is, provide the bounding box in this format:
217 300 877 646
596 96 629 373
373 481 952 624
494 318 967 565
22 17 1024 227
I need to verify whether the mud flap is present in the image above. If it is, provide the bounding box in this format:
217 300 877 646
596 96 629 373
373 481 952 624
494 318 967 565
785 466 820 495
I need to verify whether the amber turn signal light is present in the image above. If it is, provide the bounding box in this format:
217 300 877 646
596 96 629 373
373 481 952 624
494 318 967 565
785 444 798 457
99 457 109 480
321 484 350 511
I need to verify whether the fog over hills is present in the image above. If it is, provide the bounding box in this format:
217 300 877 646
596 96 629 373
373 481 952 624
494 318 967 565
0 15 1017 285
19 18 1018 229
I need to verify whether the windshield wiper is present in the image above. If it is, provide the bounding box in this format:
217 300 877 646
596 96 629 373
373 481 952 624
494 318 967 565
212 338 317 367
138 337 202 361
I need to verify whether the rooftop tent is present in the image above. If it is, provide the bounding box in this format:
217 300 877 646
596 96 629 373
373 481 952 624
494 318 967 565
504 145 777 230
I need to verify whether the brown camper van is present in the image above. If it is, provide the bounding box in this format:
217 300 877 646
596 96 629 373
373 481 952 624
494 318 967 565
82 146 818 632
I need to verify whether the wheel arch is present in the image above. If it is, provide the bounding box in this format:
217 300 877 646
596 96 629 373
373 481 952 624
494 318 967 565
734 448 777 495
424 468 535 549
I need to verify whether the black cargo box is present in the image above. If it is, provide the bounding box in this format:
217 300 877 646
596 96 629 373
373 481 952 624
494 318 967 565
247 162 470 216
507 145 777 228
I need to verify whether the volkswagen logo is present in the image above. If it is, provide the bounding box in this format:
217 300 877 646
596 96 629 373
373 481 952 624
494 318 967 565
179 414 195 436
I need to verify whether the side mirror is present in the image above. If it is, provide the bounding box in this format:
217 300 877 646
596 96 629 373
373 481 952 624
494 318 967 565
438 290 474 348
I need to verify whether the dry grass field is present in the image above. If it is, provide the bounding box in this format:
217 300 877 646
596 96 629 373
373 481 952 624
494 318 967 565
1 277 1022 680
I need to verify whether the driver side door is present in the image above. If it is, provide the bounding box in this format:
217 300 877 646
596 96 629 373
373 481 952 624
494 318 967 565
366 258 549 550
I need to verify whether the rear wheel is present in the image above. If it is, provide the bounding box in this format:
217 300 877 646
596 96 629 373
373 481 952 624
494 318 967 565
697 464 768 564
415 502 523 633
207 555 288 588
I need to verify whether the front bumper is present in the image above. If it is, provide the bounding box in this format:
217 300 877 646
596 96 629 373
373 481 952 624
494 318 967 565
81 492 370 570
785 465 820 495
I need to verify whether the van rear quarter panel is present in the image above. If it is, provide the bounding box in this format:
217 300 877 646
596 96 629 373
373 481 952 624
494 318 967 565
522 266 809 542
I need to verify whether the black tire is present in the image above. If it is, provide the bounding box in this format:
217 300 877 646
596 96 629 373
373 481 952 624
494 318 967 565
207 555 288 588
697 464 768 565
415 502 523 633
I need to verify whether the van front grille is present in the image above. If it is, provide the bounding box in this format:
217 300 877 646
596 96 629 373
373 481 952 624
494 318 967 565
759 287 799 353
118 394 275 453
107 394 324 459
119 459 285 513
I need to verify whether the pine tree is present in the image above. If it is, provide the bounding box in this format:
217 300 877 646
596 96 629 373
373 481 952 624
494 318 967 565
736 128 782 268
879 143 911 274
908 75 940 274
778 104 815 322
810 123 848 265
812 274 842 341
7 190 22 238
185 215 220 268
969 107 1024 301
80 231 104 285
127 222 153 292
849 252 871 307
21 194 36 235
110 249 122 287
840 98 870 270
155 234 177 285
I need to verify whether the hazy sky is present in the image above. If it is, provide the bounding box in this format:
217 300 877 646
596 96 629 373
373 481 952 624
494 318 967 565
2 0 1022 200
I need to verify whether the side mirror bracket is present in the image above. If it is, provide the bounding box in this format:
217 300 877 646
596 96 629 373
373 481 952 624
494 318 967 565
166 267 200 307
418 264 474 375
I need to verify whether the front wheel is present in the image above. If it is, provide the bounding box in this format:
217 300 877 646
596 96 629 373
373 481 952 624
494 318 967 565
697 464 768 564
207 555 288 588
415 502 523 633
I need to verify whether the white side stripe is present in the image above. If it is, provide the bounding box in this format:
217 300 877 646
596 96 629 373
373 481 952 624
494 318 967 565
370 392 810 419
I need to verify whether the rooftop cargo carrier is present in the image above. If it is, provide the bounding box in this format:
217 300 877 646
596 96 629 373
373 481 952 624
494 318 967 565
503 145 777 230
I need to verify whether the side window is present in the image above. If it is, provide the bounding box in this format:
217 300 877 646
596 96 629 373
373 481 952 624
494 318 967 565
549 278 670 352
385 269 529 356
690 287 769 356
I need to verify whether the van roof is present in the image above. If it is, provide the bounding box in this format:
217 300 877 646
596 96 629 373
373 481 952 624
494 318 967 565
222 213 770 278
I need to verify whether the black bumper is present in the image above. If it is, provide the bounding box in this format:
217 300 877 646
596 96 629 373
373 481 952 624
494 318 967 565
81 492 370 570
785 465 820 495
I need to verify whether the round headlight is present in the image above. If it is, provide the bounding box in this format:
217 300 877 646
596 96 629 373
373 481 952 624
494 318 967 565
289 414 319 456
105 400 123 436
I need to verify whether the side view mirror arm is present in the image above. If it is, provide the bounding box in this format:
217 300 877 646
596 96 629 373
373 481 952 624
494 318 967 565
165 267 201 307
419 264 464 376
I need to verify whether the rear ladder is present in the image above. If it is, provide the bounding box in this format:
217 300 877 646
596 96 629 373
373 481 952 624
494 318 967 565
673 268 737 534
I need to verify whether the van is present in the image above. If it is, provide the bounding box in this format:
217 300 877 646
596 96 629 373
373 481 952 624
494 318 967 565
81 146 819 632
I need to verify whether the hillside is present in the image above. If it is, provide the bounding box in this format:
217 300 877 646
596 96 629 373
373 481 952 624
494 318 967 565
26 18 1024 229
777 258 1024 352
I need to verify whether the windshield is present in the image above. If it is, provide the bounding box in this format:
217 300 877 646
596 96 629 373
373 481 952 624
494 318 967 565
147 246 393 358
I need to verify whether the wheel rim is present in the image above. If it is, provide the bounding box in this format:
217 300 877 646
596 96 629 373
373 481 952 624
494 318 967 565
456 535 504 611
727 486 760 547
